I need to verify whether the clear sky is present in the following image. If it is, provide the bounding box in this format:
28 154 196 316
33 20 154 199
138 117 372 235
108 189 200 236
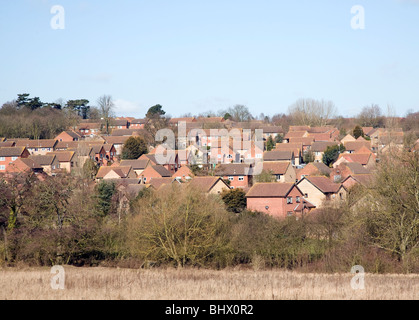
0 0 418 118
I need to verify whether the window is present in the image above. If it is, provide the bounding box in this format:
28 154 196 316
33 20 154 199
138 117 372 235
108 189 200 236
228 176 234 181
143 177 147 183
256 154 262 159
275 175 281 181
304 193 308 198
238 176 244 181
296 197 301 203
287 197 293 204
0 157 5 161
0 165 5 170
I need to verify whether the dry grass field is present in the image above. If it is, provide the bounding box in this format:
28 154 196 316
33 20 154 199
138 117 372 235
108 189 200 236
0 267 418 300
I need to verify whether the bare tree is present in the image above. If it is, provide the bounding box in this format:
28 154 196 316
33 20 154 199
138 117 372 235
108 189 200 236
363 151 419 269
97 95 115 134
357 104 385 128
226 105 253 122
288 98 337 127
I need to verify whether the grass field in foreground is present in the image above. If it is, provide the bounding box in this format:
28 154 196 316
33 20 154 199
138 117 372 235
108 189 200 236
0 267 418 300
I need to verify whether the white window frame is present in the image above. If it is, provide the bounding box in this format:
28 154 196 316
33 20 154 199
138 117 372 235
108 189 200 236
238 176 244 181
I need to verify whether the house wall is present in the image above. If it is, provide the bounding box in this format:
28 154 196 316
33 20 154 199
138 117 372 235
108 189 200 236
283 165 297 183
209 180 230 195
297 179 326 208
27 147 55 156
59 161 72 173
0 151 30 172
221 175 250 189
141 167 164 184
246 186 304 219
56 132 75 142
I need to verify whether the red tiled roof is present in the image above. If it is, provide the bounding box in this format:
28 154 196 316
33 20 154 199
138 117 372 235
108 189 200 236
246 183 296 198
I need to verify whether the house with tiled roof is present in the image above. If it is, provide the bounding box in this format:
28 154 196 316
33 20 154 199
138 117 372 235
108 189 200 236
263 150 295 164
246 183 316 219
343 140 372 154
129 119 147 129
96 166 136 180
0 147 30 172
330 162 371 183
286 137 315 153
148 177 180 190
311 141 339 163
15 139 57 155
29 154 60 176
78 122 101 137
255 161 296 183
334 153 376 169
296 162 332 180
274 143 303 166
340 134 356 144
296 176 346 208
55 130 82 142
284 131 309 142
6 157 43 174
102 136 130 155
187 176 230 195
172 166 194 182
342 174 373 190
214 163 254 189
120 159 150 176
47 151 75 173
139 165 172 184
110 119 129 130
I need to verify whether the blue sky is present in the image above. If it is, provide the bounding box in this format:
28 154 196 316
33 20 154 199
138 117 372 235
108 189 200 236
0 0 418 118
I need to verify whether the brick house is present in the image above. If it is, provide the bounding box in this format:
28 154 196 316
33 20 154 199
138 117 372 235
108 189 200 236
172 166 194 182
214 163 254 189
0 147 30 172
110 119 129 130
129 119 147 129
140 165 172 184
119 159 150 176
246 183 316 219
6 157 43 174
342 174 373 190
96 166 136 181
102 136 130 156
55 130 82 142
296 162 331 180
15 140 58 156
78 123 101 137
187 176 230 195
